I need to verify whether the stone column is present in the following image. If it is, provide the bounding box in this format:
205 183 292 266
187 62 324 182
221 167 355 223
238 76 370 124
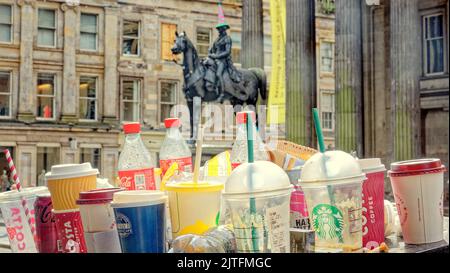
390 0 421 161
285 0 316 147
241 0 264 68
335 0 363 156
103 6 119 125
17 0 35 122
60 3 79 123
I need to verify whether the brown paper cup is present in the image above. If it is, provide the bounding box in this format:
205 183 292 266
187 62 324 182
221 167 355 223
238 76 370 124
47 175 97 210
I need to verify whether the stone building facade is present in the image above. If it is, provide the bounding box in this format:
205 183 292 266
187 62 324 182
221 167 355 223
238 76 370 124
0 0 257 186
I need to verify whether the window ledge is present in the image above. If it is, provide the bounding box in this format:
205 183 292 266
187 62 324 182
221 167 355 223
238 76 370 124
0 43 19 49
34 46 63 52
76 49 102 56
420 74 449 81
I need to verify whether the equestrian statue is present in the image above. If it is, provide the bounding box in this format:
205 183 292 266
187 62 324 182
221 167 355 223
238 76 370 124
170 3 267 138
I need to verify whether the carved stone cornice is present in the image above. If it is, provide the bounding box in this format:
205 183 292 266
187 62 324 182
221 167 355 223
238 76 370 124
16 0 36 8
61 2 80 13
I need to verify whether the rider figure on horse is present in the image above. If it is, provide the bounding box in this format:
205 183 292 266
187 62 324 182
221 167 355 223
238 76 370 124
208 20 241 102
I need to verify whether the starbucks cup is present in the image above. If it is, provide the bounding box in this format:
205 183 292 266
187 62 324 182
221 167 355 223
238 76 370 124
45 163 99 211
165 181 224 239
0 186 49 253
357 158 386 249
223 161 293 253
388 159 446 244
53 209 87 253
111 190 167 253
300 151 367 252
76 188 124 253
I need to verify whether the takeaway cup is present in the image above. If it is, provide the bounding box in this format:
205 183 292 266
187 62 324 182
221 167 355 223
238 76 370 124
0 186 49 253
357 158 386 249
287 167 310 229
45 163 99 210
111 190 167 253
388 159 446 244
53 209 87 253
165 181 224 239
76 188 124 253
223 161 293 253
300 151 367 252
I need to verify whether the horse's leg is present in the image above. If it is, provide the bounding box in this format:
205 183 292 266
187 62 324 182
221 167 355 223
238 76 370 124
187 99 194 139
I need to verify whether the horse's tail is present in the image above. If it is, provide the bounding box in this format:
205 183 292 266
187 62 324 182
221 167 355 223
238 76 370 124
249 68 267 101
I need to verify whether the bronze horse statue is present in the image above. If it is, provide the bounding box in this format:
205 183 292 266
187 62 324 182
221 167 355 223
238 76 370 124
171 31 267 138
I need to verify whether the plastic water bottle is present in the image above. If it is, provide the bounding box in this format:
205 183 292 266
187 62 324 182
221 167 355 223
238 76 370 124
159 118 193 175
230 111 269 169
118 122 156 190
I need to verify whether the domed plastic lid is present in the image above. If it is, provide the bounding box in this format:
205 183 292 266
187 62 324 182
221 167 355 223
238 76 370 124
45 163 99 180
358 158 386 174
300 150 366 184
111 190 167 208
223 161 292 197
0 186 48 203
77 187 124 205
388 158 446 177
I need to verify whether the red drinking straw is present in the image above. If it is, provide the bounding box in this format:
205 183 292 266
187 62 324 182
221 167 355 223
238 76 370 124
3 149 38 245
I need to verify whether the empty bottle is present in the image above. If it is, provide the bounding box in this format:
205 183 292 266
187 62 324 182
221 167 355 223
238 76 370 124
230 111 269 169
118 122 156 190
159 118 193 175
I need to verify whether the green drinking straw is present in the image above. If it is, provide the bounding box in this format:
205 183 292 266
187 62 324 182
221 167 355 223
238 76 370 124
312 108 335 205
246 112 259 252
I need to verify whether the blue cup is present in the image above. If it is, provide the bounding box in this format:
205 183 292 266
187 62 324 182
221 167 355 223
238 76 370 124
111 190 167 253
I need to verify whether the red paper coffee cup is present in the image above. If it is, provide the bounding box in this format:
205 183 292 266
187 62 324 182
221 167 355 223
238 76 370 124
53 209 87 253
358 158 386 249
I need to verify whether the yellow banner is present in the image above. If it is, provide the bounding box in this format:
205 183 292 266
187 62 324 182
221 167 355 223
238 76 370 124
267 0 286 125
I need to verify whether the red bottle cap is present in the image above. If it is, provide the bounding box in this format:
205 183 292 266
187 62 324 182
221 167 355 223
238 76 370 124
76 188 125 205
236 111 256 125
388 158 446 177
165 118 181 128
123 122 141 134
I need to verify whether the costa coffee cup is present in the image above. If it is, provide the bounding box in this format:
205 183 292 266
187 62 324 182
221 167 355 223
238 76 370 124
358 158 386 249
388 159 446 244
53 209 87 253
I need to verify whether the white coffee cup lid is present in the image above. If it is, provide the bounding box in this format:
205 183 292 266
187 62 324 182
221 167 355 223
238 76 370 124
358 158 386 174
111 190 167 208
45 163 99 180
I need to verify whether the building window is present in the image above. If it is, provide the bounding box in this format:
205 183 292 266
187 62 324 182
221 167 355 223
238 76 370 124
121 78 141 122
81 148 101 172
122 20 140 56
37 73 55 119
79 76 97 121
36 147 60 186
230 32 241 64
0 4 12 43
159 81 178 123
320 90 334 131
0 71 11 118
320 42 334 73
161 23 177 61
80 13 98 51
37 9 56 47
196 27 211 59
423 13 446 75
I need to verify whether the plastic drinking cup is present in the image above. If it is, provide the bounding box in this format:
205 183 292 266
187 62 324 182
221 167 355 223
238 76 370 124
76 188 124 253
358 158 386 249
224 161 293 253
111 190 167 253
165 181 224 239
388 159 446 244
0 186 48 253
45 163 98 210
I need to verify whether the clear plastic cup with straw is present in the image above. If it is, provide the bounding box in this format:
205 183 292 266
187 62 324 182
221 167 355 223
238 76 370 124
299 109 366 252
223 113 293 253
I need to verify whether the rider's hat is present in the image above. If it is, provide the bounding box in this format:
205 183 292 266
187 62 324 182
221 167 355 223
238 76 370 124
216 1 230 30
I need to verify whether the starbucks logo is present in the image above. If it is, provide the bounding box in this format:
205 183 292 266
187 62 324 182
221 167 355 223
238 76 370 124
115 213 132 238
394 194 408 225
312 204 344 243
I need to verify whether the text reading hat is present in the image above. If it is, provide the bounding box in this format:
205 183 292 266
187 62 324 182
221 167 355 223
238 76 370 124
216 1 230 29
